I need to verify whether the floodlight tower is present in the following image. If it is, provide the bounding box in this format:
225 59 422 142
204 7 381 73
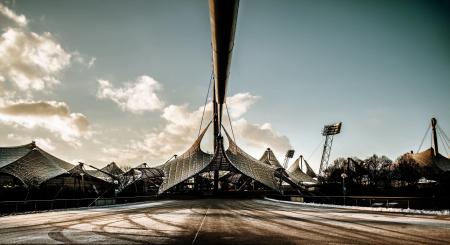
283 150 295 169
319 122 342 175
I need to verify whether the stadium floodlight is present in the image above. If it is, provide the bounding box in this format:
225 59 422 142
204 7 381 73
285 150 295 158
319 122 343 176
322 122 342 136
283 150 295 169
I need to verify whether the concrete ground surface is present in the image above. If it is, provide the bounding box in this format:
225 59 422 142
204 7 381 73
0 198 449 244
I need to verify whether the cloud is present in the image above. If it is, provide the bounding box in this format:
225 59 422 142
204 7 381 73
97 76 165 113
0 28 71 91
0 3 28 27
100 93 291 165
233 119 292 154
34 137 56 151
0 101 90 143
226 93 260 118
0 4 94 94
72 51 96 68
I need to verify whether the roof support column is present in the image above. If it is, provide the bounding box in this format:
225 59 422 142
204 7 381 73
431 117 439 156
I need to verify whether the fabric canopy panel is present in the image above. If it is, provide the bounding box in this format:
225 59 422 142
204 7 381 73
224 130 282 192
303 159 317 178
0 143 74 187
410 148 450 173
0 143 37 169
158 124 214 194
259 148 283 169
157 122 285 194
287 158 317 185
83 162 125 183
120 167 164 192
66 163 111 185
101 162 124 176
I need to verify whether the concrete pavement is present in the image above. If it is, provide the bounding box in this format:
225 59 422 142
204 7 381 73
0 198 449 244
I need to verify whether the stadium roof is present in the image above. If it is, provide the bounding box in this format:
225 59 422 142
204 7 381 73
158 124 214 193
158 123 286 194
259 148 283 169
409 148 450 173
101 162 124 176
119 167 164 192
287 158 317 185
302 159 317 178
0 142 74 187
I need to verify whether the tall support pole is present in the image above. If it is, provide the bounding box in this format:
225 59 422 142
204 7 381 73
319 135 334 175
431 117 439 156
318 122 342 177
212 84 219 193
209 0 239 194
300 155 304 171
209 0 239 136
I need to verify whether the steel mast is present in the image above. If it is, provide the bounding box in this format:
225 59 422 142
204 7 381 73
209 0 239 192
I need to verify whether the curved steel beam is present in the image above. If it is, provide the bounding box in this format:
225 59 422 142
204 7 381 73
209 0 239 136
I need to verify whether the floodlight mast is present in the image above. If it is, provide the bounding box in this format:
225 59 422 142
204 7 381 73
283 150 295 169
278 149 295 194
318 122 342 176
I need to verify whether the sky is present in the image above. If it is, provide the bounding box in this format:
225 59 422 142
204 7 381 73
0 0 449 171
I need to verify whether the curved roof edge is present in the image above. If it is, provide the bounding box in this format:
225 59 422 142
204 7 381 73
158 122 213 194
224 129 282 192
287 158 317 185
259 148 283 169
0 148 71 187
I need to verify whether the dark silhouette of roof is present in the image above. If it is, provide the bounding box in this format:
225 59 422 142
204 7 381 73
119 167 164 192
101 162 124 176
410 148 450 173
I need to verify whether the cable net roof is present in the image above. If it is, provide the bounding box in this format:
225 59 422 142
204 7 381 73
259 148 283 169
101 162 124 176
303 159 317 178
0 144 74 187
158 124 213 193
410 148 450 172
158 123 284 193
0 143 35 169
287 158 317 185
120 167 164 192
224 130 281 192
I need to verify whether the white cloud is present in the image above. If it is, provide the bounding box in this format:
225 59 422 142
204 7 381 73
0 3 28 27
88 57 96 68
0 4 93 94
100 93 291 165
0 28 71 91
226 93 260 118
72 51 96 68
97 76 165 113
0 101 90 143
233 119 292 154
34 137 56 151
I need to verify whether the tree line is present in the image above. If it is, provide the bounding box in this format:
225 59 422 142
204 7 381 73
320 154 450 196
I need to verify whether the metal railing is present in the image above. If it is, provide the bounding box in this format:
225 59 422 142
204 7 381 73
267 194 450 210
0 195 158 214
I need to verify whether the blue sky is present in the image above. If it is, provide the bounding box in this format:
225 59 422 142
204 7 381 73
0 0 449 170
